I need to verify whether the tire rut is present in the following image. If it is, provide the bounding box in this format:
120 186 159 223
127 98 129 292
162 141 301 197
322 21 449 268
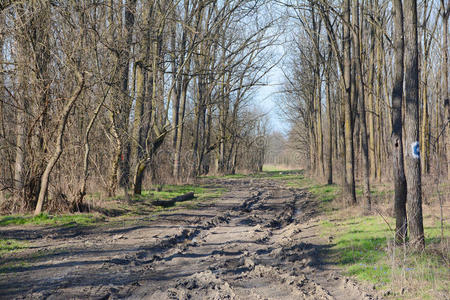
126 181 373 300
2 178 380 300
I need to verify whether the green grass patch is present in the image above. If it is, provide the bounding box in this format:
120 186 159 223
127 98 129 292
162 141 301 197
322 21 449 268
320 214 449 297
248 170 307 184
326 216 390 278
0 239 27 256
282 174 450 298
262 164 300 172
309 184 340 203
0 213 99 227
1 184 226 236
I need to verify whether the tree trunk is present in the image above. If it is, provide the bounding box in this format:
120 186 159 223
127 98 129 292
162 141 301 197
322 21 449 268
419 1 438 175
368 52 376 179
173 77 188 180
218 72 230 174
34 72 84 215
0 24 6 202
392 0 408 244
172 4 187 179
441 0 449 181
108 114 121 197
132 61 145 194
16 2 51 207
353 0 371 213
340 89 347 188
421 68 430 174
403 0 425 250
375 27 383 180
201 105 213 175
14 97 26 197
326 52 333 185
170 9 180 151
75 92 105 211
343 0 356 205
118 0 136 201
309 116 316 172
312 7 323 178
106 0 135 199
316 73 324 178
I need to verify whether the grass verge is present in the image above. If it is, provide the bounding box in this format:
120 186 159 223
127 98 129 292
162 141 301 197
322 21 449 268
286 173 450 299
321 213 449 299
0 213 100 227
1 184 227 226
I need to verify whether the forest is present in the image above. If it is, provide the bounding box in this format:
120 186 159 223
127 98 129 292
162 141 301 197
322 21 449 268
277 0 449 250
0 0 448 298
0 0 273 213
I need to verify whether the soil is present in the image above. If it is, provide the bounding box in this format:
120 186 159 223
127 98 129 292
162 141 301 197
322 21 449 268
0 177 381 299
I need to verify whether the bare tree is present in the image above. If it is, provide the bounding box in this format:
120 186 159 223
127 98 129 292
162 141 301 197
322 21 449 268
343 0 356 205
441 0 450 181
35 71 85 215
392 0 408 244
403 0 425 250
353 0 371 213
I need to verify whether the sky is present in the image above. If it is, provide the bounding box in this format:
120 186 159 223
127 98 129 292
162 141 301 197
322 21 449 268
256 65 290 135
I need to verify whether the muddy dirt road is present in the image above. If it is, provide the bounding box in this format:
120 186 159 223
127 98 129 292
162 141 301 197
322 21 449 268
0 177 379 299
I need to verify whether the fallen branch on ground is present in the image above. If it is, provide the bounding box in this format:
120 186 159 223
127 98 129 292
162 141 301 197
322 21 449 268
153 192 195 207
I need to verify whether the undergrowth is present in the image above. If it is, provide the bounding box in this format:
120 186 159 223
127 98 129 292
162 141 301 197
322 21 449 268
1 184 226 227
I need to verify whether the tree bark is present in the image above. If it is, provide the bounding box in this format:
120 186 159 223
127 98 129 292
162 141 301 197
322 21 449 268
326 47 333 185
419 1 438 175
172 2 188 179
392 0 408 244
403 0 425 250
421 70 430 174
343 0 356 205
353 0 371 213
368 49 376 179
131 61 145 194
173 76 188 180
375 23 383 180
312 7 323 178
14 95 26 196
118 0 137 200
0 21 5 202
441 0 449 182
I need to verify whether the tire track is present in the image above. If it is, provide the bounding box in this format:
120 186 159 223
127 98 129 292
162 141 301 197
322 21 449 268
3 177 379 300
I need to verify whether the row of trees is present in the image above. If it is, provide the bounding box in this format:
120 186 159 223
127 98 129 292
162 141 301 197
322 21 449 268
280 0 449 250
0 0 273 214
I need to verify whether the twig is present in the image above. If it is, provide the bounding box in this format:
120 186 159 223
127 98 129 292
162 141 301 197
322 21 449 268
375 208 394 234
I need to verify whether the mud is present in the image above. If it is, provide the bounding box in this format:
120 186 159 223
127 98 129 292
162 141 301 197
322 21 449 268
0 177 380 299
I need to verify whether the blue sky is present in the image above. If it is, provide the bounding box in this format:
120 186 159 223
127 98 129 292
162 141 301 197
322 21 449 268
256 65 290 134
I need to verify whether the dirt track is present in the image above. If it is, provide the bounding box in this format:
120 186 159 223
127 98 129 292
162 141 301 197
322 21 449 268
0 177 380 299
